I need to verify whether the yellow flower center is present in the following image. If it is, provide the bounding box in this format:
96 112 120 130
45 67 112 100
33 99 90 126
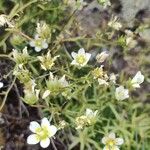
35 39 42 47
106 139 116 147
92 67 104 78
43 58 54 69
76 55 86 64
35 126 50 140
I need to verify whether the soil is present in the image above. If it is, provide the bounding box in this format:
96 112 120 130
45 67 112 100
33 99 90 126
0 58 67 150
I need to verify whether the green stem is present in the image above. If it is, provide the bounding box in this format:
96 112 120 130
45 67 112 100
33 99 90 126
0 77 16 111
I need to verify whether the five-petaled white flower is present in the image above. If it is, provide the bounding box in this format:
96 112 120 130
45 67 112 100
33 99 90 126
71 48 91 67
0 82 4 89
131 71 144 88
30 35 48 52
115 86 129 101
27 118 57 148
102 132 124 150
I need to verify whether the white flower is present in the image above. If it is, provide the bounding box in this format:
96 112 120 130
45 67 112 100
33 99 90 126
30 35 48 52
27 118 57 148
96 51 109 63
71 48 91 67
98 78 109 86
115 86 129 101
108 16 122 30
0 82 4 89
85 108 98 125
86 108 98 118
102 132 124 150
131 71 144 88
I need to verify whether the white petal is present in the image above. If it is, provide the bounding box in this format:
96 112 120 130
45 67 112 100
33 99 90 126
98 79 108 85
86 108 93 117
35 47 42 52
49 72 54 79
78 48 85 54
0 82 4 88
40 138 50 148
41 64 47 71
102 137 108 144
42 42 48 49
41 117 51 129
29 41 35 47
35 89 40 98
124 89 129 98
85 53 91 61
29 121 41 133
108 132 116 139
71 52 77 59
115 86 129 101
27 134 40 145
131 71 144 85
113 146 120 150
132 83 140 88
35 34 39 39
48 125 57 137
37 56 44 62
115 138 124 145
94 110 98 116
71 60 78 65
42 90 50 99
103 146 109 150
59 75 68 87
23 47 28 55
